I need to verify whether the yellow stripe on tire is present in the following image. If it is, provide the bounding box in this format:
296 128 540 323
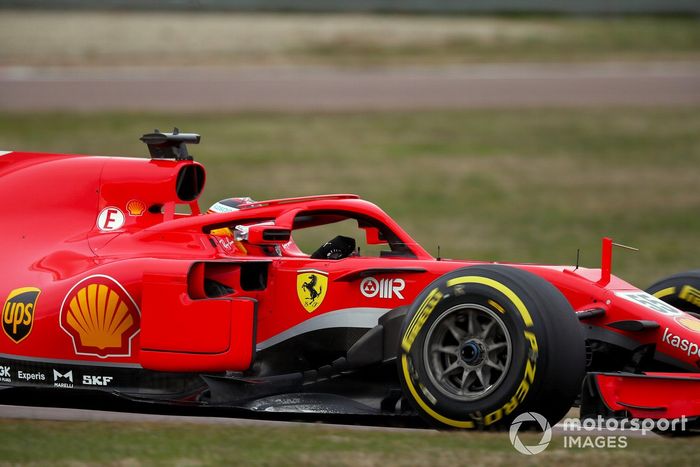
401 354 475 429
446 276 533 327
653 287 676 299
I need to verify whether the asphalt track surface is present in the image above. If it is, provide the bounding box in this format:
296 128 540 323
0 390 655 437
0 388 427 431
0 403 656 438
0 404 422 432
1 62 699 111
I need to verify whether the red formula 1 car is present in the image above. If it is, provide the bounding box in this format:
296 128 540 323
1 130 700 430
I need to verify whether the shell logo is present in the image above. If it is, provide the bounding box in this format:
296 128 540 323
676 315 700 333
60 275 140 358
126 199 146 217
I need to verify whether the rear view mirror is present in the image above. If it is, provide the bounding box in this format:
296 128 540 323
364 227 387 245
247 225 291 245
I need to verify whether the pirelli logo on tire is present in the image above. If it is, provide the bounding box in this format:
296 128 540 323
401 288 443 353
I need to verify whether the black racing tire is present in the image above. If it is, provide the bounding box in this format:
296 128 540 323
397 264 585 430
647 270 700 314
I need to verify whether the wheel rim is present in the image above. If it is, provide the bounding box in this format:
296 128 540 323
423 303 512 401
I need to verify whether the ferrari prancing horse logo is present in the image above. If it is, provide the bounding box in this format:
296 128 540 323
297 270 328 313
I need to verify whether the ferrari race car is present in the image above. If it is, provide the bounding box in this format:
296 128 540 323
1 130 700 431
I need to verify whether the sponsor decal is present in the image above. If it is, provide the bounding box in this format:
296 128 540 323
216 235 236 253
126 199 146 217
676 315 700 333
53 369 74 388
662 327 700 357
59 275 140 358
82 375 113 386
17 370 45 382
615 291 683 316
2 287 40 344
360 277 405 300
297 270 328 313
0 365 10 383
96 206 125 232
679 285 700 308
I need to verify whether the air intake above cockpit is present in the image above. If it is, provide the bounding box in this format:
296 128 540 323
140 128 200 160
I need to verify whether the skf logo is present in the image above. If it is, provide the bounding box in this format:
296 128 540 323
297 270 328 313
53 369 74 388
2 287 40 343
60 275 140 358
361 277 405 300
83 375 113 386
0 366 10 383
96 206 125 231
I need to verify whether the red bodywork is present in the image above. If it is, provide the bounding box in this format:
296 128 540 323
1 149 699 421
586 372 700 420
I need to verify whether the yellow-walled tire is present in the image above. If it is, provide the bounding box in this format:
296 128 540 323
647 270 700 314
397 264 585 430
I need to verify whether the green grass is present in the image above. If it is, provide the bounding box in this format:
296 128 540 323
1 108 699 286
0 419 696 466
0 12 699 66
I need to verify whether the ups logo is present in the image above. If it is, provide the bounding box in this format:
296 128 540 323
2 287 40 343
